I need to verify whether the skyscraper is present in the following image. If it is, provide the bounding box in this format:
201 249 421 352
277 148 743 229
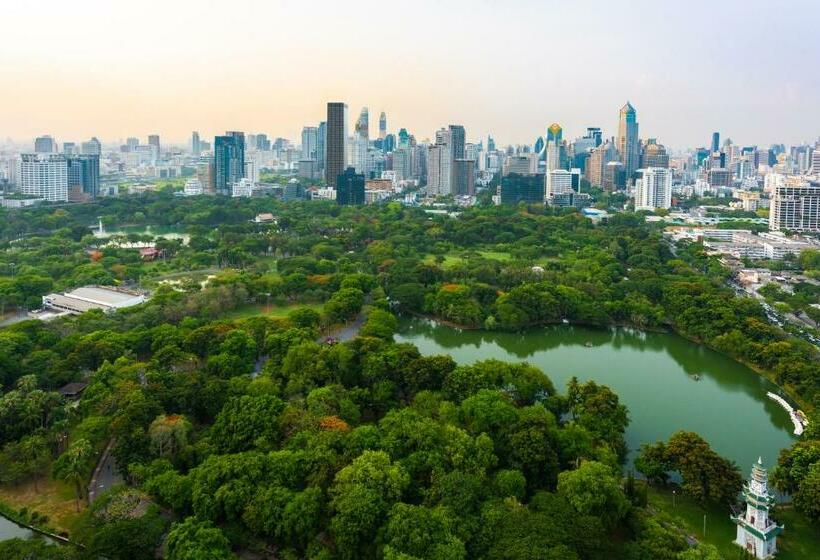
316 122 326 172
452 159 475 196
711 132 720 154
617 102 640 179
34 135 57 153
301 126 318 160
214 131 245 195
326 102 348 188
641 139 669 168
427 128 453 196
545 123 563 171
355 107 369 141
379 112 387 140
586 139 618 188
448 125 465 160
191 131 201 156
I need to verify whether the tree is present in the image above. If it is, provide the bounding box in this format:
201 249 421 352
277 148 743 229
53 438 94 511
793 462 820 520
166 517 235 560
663 431 742 504
330 451 409 559
634 442 671 485
149 414 192 458
557 461 629 529
210 395 285 453
360 308 399 339
381 503 466 560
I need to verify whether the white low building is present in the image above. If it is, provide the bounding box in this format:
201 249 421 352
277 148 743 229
41 286 146 316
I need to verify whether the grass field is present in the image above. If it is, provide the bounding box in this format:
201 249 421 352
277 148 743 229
423 250 514 268
224 302 324 320
648 486 820 560
0 477 85 536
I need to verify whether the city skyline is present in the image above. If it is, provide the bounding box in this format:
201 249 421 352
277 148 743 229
2 0 818 148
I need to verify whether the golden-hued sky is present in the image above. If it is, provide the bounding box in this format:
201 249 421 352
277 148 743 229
3 0 818 148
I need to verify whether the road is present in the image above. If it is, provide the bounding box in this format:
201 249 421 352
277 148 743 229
88 440 123 503
252 312 367 378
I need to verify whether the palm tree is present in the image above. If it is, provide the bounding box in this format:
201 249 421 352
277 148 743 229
53 438 93 512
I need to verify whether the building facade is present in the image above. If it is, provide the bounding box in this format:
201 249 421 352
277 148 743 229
214 132 245 195
336 167 365 205
17 153 68 201
732 458 782 559
635 167 672 210
617 102 640 179
325 103 348 188
769 183 820 232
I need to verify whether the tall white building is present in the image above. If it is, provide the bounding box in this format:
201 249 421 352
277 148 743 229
17 153 68 201
545 169 575 200
634 167 672 210
769 183 820 232
811 149 820 175
183 178 203 196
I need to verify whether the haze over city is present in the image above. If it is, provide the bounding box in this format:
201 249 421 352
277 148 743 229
3 0 819 147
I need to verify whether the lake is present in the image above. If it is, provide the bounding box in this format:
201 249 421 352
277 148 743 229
0 514 34 540
395 318 796 473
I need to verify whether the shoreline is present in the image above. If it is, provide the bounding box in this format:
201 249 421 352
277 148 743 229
400 312 810 414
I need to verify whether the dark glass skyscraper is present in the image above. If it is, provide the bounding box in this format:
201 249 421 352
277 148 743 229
326 102 348 188
67 154 100 199
617 102 639 178
711 132 720 153
448 125 465 159
336 167 364 205
214 131 245 195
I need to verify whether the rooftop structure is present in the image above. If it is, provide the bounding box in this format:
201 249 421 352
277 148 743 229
41 286 146 316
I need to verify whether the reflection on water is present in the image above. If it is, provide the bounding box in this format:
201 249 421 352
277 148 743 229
0 515 34 540
396 318 795 472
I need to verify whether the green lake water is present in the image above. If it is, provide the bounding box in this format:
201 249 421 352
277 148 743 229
395 318 796 474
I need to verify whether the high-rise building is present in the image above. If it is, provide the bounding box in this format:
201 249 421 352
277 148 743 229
499 173 545 204
214 131 245 195
603 161 626 191
487 135 496 152
641 139 669 168
452 159 475 196
301 126 318 160
427 128 453 196
336 167 365 205
34 135 57 153
449 125 465 160
504 154 539 175
383 134 396 153
617 102 640 179
545 168 579 201
355 107 369 142
379 112 387 140
393 147 412 182
586 139 618 188
62 142 76 155
635 167 672 210
711 132 720 154
126 137 140 151
316 122 326 172
769 182 820 232
708 168 732 188
545 123 563 172
191 132 201 156
17 153 68 201
326 102 348 188
256 133 270 151
148 135 161 153
67 154 100 200
81 137 101 156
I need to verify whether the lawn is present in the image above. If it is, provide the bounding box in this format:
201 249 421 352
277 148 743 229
648 486 820 560
423 250 514 268
225 302 324 320
0 477 86 537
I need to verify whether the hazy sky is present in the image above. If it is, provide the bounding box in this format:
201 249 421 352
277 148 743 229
3 0 818 149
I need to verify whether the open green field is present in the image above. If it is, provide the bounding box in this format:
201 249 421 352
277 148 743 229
224 302 323 320
423 250 514 268
0 477 86 536
648 486 820 560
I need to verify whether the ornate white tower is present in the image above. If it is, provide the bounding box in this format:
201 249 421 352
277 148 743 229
732 458 783 559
